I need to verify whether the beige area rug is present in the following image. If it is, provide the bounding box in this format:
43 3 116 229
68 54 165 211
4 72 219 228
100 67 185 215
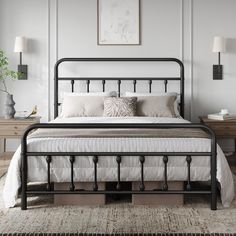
0 168 236 234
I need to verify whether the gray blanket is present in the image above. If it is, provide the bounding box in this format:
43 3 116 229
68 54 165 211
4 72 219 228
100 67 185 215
29 127 210 139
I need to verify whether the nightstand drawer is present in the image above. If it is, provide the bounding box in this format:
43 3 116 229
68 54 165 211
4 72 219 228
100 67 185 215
213 130 236 137
0 117 41 162
207 124 236 134
0 125 27 136
199 116 236 139
208 124 236 131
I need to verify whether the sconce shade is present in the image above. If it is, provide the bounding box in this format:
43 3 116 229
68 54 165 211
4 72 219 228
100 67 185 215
212 36 226 53
14 36 27 53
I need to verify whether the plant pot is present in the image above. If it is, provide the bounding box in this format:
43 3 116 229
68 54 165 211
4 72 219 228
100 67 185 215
4 94 16 119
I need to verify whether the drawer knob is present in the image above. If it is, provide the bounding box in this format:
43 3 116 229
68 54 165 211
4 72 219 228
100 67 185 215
14 126 18 129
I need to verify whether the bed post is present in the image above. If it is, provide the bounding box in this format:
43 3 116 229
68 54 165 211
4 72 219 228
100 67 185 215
21 131 28 210
173 58 184 118
211 133 217 210
54 59 64 119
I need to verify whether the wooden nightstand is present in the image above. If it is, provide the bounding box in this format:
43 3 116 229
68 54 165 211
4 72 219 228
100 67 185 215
199 116 236 152
0 117 41 159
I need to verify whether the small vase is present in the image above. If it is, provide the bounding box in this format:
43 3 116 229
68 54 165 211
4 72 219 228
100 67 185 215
4 94 16 119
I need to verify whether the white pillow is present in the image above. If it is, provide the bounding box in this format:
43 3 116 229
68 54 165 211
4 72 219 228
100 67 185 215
60 91 117 118
61 96 106 118
125 92 181 117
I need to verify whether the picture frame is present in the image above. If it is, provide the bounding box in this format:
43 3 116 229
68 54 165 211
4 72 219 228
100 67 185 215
97 0 141 45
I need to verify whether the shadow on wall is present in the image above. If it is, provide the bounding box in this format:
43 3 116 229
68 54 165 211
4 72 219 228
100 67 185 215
226 38 236 54
27 38 40 55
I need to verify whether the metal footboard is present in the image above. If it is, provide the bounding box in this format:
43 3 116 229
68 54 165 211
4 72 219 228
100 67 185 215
21 123 217 210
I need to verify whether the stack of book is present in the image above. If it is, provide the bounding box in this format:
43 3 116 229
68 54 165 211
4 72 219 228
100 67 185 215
207 113 236 120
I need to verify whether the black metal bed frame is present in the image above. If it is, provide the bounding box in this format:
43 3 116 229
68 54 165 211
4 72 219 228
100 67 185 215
21 58 217 210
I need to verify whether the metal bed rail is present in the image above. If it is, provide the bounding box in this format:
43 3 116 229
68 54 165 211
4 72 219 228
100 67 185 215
21 123 217 210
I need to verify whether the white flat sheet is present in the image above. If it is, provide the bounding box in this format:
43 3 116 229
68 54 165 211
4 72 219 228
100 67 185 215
3 117 235 208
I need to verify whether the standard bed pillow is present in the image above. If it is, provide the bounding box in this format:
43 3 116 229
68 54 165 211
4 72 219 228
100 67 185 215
60 91 117 117
135 96 176 117
61 96 106 117
125 92 180 117
103 97 137 117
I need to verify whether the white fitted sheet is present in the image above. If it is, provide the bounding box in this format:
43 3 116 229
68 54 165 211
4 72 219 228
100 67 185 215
3 117 235 208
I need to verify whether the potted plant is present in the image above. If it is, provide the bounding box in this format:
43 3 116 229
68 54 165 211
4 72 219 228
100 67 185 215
0 50 20 119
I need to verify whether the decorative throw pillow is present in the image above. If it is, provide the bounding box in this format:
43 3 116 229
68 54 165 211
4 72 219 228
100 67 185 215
103 97 137 117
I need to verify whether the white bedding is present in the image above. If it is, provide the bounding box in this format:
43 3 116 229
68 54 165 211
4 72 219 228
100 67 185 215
3 117 235 208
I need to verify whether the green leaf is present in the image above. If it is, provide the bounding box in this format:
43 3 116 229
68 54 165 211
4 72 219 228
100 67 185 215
0 49 19 93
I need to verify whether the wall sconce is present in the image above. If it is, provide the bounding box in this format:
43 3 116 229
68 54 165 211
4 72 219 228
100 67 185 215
212 36 226 80
14 36 28 80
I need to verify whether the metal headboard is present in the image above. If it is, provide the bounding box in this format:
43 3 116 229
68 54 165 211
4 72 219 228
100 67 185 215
54 58 185 119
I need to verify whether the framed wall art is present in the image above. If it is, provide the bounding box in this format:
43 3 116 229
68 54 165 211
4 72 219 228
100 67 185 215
97 0 141 45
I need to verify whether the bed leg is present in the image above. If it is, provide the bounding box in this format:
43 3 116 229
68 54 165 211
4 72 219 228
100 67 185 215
21 191 27 210
211 174 217 210
21 181 27 210
211 192 217 210
21 153 27 210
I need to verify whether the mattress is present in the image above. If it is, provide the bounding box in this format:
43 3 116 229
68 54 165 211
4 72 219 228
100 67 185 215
3 117 235 208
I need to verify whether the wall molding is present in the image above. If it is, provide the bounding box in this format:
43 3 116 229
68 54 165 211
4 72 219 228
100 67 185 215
55 0 58 62
47 0 58 121
47 0 51 121
180 0 184 62
181 0 193 121
190 0 193 121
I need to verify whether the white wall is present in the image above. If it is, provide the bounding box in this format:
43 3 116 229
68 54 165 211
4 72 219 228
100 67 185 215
0 0 48 119
0 0 48 150
0 0 236 151
192 0 236 150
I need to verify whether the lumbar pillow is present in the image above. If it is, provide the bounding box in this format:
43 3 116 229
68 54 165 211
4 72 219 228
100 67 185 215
103 97 137 117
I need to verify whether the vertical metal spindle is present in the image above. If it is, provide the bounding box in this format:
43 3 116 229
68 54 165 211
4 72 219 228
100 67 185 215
118 80 121 97
86 80 90 93
133 80 137 92
69 156 75 191
164 80 168 93
163 155 168 191
102 80 106 92
93 155 98 191
149 80 152 93
46 155 52 191
186 155 192 190
116 156 122 190
71 80 75 92
139 155 145 191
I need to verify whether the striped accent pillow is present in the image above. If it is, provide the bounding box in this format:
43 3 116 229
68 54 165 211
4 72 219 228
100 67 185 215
103 97 137 117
